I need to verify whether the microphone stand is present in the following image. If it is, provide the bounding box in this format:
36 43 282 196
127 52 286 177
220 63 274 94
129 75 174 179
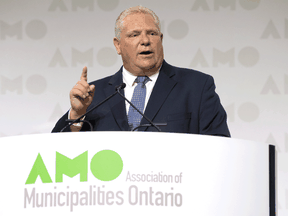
132 123 167 131
60 85 123 132
60 83 167 133
116 87 162 132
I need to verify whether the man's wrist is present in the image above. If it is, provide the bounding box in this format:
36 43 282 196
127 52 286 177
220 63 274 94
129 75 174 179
68 109 85 127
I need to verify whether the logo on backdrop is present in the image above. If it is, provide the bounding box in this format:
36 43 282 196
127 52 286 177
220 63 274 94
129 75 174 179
190 47 260 68
191 0 261 11
0 20 47 40
260 75 288 95
48 0 119 12
48 47 118 67
260 19 288 39
0 75 47 95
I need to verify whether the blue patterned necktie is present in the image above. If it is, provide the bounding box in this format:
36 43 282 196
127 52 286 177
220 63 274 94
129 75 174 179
127 76 151 131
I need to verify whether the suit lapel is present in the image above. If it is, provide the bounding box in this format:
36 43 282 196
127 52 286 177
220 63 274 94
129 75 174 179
103 61 177 131
140 61 177 129
104 68 130 131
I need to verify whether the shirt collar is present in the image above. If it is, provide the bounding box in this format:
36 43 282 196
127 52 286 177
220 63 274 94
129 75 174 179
122 66 160 87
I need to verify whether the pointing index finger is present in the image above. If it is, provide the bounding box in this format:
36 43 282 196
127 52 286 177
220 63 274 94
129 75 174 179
80 66 88 82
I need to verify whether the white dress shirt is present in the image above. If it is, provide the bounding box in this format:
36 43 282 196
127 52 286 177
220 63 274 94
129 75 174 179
122 66 159 115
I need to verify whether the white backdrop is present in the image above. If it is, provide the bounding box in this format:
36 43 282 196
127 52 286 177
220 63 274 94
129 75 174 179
0 0 287 214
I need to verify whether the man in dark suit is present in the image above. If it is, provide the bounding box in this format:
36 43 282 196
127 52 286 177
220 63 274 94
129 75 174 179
52 6 230 137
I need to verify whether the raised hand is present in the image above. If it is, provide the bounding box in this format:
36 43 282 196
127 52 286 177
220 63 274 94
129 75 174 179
69 66 95 120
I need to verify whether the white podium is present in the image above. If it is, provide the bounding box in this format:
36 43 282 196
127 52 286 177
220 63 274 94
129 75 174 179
0 132 275 216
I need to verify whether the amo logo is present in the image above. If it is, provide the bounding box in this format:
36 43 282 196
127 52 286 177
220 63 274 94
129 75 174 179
25 150 123 184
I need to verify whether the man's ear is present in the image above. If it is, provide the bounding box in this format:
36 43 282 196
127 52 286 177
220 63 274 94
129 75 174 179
113 37 121 55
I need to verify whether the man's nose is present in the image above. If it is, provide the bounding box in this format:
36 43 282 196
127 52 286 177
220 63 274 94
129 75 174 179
140 33 150 46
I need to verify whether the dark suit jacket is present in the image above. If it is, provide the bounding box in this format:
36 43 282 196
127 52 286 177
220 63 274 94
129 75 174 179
52 60 230 137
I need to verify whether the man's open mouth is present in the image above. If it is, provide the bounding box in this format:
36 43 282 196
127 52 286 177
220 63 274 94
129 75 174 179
140 51 153 55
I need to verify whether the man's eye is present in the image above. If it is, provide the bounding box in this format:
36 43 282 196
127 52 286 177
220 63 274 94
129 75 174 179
130 33 138 37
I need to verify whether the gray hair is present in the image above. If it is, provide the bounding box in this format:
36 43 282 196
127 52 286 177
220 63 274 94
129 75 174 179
115 5 161 40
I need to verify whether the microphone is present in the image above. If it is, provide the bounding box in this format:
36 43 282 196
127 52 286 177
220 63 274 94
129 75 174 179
115 83 126 91
60 83 126 132
115 85 166 132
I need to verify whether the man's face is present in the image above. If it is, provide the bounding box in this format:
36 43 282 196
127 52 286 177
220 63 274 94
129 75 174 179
113 13 164 76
